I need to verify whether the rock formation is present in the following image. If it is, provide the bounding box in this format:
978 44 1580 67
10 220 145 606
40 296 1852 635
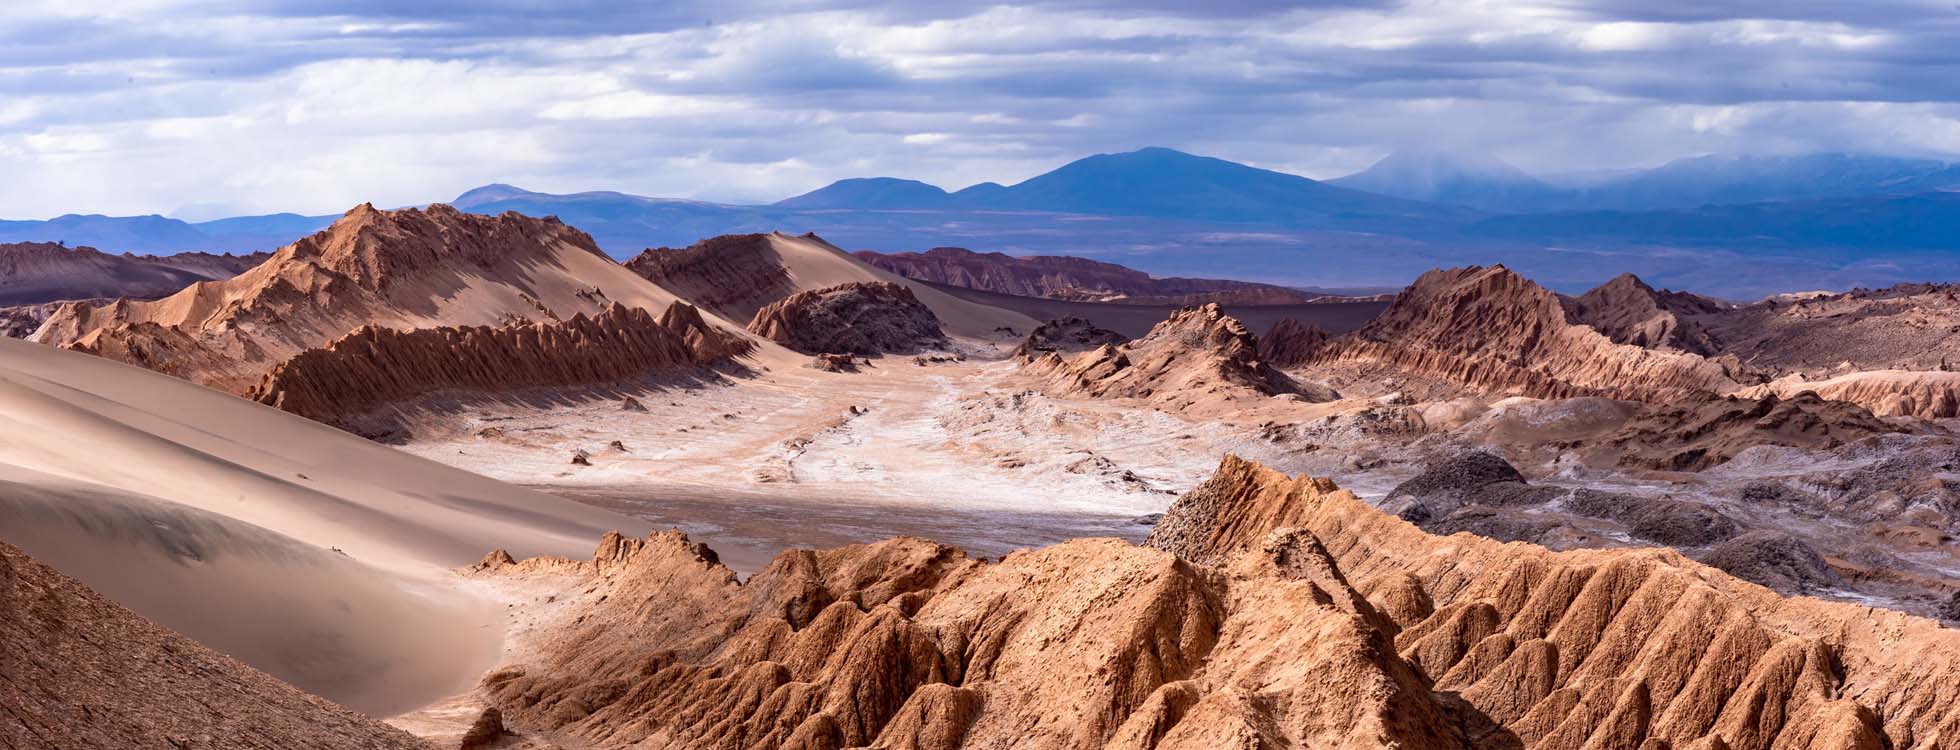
624 233 798 323
1312 266 1738 402
1594 392 1901 471
1010 316 1128 360
1739 370 1960 419
1257 317 1329 368
0 539 423 750
37 203 682 394
1700 282 1960 377
746 281 949 355
249 302 749 422
1563 273 1725 355
0 241 267 305
853 246 1329 305
1023 303 1330 408
0 300 71 338
1145 455 1960 750
472 456 1960 750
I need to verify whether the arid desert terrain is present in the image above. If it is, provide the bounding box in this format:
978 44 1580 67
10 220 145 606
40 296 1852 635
5 203 1960 750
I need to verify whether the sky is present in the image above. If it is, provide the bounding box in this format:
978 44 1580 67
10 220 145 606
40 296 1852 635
3 1 1960 219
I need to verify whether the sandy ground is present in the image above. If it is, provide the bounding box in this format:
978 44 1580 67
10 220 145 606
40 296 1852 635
0 337 649 716
391 342 1320 574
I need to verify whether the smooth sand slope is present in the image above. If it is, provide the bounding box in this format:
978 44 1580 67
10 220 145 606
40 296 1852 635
0 336 648 716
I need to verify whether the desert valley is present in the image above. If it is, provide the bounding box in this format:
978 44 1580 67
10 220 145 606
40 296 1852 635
4 195 1960 750
12 2 1960 748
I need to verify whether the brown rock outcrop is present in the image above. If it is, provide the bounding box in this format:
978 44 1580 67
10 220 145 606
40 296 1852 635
1024 303 1330 407
624 233 798 323
746 281 949 355
1257 317 1330 367
36 203 675 394
1564 273 1726 355
1738 370 1960 419
1593 392 1902 471
854 246 1327 305
0 300 74 338
1700 282 1960 377
0 539 424 750
1146 455 1960 750
476 456 1960 750
1313 266 1739 402
1010 316 1128 360
249 302 748 422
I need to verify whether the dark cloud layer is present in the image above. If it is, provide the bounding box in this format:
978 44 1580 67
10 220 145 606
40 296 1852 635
1 1 1958 217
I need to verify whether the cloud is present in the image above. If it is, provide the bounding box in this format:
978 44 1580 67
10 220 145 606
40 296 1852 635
1 0 1959 217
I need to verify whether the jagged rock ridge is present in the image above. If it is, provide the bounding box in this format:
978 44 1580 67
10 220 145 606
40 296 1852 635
250 302 750 422
1024 303 1332 408
624 233 799 323
470 456 1960 749
1146 455 1960 750
1313 266 1739 402
746 281 949 355
1563 273 1726 355
0 539 423 750
36 203 683 394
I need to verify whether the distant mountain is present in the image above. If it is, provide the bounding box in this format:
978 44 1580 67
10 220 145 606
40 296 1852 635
1578 153 1956 211
449 184 779 255
1330 150 1563 213
0 212 332 254
1468 191 1960 251
774 177 951 209
1331 151 1960 213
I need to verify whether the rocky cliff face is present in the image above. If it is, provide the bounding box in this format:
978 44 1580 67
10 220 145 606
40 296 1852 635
1314 266 1738 402
1257 318 1329 368
746 281 948 355
1563 273 1726 355
1739 370 1960 419
854 246 1327 305
624 233 798 322
37 203 659 394
473 456 1960 750
250 302 750 422
1024 303 1330 408
0 539 423 750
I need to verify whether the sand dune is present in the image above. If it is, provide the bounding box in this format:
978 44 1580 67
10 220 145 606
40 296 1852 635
0 336 647 714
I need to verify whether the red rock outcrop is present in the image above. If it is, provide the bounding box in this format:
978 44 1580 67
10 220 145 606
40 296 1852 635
0 539 424 750
474 456 1960 750
1313 266 1739 402
1145 455 1960 750
1257 317 1329 368
0 241 265 305
249 302 750 422
746 281 949 355
1563 273 1726 355
36 203 670 394
854 246 1329 305
624 233 798 322
1024 303 1330 408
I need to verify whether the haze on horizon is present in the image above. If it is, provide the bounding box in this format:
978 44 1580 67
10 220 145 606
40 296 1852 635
4 0 1960 219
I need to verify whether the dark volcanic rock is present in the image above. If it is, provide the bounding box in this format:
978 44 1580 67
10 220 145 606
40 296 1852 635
1381 451 1557 524
746 281 948 355
1701 531 1845 595
1011 317 1127 360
